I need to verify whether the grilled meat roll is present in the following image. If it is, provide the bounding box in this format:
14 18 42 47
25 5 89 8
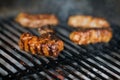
19 32 64 57
68 15 110 28
69 28 112 45
15 13 59 28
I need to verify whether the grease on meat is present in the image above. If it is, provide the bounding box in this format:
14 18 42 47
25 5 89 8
19 32 64 57
70 28 112 45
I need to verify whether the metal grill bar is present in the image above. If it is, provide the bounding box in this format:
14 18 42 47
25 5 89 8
57 32 120 79
0 18 120 80
57 25 120 66
54 25 119 79
0 18 70 79
4 18 101 79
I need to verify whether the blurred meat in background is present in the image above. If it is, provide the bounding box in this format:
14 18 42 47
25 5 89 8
0 0 120 25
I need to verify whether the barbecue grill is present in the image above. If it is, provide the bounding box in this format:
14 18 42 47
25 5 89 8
0 0 120 80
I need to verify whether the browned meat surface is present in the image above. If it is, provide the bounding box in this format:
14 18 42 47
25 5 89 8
19 32 64 57
38 25 54 34
15 13 59 28
68 15 110 28
69 28 112 45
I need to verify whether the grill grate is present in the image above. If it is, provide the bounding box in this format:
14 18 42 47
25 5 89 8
0 18 120 80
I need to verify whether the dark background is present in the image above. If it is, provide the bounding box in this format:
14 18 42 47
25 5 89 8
0 0 120 25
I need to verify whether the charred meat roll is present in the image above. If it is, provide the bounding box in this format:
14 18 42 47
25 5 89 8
19 32 64 57
15 13 59 28
69 28 112 45
68 15 110 28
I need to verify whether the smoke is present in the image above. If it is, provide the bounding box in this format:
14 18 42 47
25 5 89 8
57 0 93 22
0 0 93 21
